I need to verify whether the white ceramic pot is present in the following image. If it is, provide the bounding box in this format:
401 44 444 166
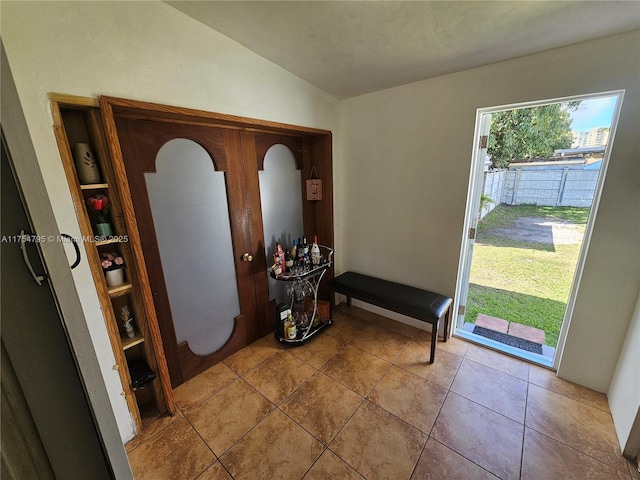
105 268 124 287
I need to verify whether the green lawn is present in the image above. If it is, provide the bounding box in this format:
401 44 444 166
466 204 590 347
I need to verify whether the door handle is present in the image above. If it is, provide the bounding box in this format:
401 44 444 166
60 233 81 269
242 253 253 262
19 230 47 286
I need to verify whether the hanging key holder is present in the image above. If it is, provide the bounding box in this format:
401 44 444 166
306 166 322 201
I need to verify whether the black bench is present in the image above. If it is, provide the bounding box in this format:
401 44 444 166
328 271 453 363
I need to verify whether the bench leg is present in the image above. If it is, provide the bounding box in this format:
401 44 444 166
430 319 439 364
443 308 450 342
346 296 352 307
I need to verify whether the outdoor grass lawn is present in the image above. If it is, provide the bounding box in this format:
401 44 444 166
466 204 590 347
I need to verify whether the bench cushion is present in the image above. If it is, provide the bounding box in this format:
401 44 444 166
329 271 452 323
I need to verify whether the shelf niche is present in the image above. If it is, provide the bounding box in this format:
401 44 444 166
50 93 175 435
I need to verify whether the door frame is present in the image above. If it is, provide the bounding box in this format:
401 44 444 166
100 96 334 385
453 90 625 368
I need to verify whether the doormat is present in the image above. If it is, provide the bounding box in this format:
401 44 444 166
473 325 543 354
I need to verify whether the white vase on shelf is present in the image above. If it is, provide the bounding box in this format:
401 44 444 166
105 268 124 287
125 319 135 339
73 143 101 184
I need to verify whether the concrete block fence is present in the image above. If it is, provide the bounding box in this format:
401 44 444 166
479 168 598 220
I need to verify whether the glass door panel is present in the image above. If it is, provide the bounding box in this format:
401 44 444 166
145 139 240 355
259 144 304 305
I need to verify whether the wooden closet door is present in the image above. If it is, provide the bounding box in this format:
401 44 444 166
111 117 264 386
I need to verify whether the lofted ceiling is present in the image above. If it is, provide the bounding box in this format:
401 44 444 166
166 1 640 99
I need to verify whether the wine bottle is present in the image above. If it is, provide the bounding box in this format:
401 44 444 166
311 235 321 265
301 236 310 268
297 237 306 266
285 249 294 270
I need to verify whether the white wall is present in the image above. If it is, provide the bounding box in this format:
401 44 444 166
1 1 339 442
609 290 640 456
338 30 640 392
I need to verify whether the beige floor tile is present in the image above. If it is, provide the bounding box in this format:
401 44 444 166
186 379 274 456
350 321 411 362
526 384 628 473
126 315 628 480
432 392 524 480
522 428 630 480
370 315 419 338
128 416 215 480
220 409 324 480
411 438 499 480
437 335 471 357
451 358 528 423
303 449 365 479
222 336 281 375
394 338 463 389
288 332 344 368
342 305 379 323
465 344 530 380
197 461 233 480
528 364 610 412
173 362 238 412
321 344 390 396
125 410 183 453
280 372 363 444
330 400 426 480
368 365 447 434
242 350 316 404
325 313 369 345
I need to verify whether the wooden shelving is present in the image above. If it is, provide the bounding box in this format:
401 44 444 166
80 183 109 190
108 282 133 298
95 237 121 247
50 93 175 435
122 334 145 350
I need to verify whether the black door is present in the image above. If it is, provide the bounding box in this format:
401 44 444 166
1 137 113 479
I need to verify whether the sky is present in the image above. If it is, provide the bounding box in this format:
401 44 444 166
568 96 617 132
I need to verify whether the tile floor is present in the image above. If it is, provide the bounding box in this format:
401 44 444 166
126 306 638 480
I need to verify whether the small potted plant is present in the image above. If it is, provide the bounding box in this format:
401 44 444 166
101 251 125 287
86 194 112 239
120 305 136 339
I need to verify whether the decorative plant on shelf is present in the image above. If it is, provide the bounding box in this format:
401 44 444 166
101 251 124 271
102 251 125 287
120 305 136 339
87 194 113 238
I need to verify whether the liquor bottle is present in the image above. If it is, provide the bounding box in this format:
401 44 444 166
275 242 285 270
301 236 310 268
311 235 321 265
285 249 294 270
297 237 306 266
285 309 297 340
290 239 297 261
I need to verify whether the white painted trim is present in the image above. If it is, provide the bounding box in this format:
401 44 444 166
554 90 625 370
454 90 626 370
